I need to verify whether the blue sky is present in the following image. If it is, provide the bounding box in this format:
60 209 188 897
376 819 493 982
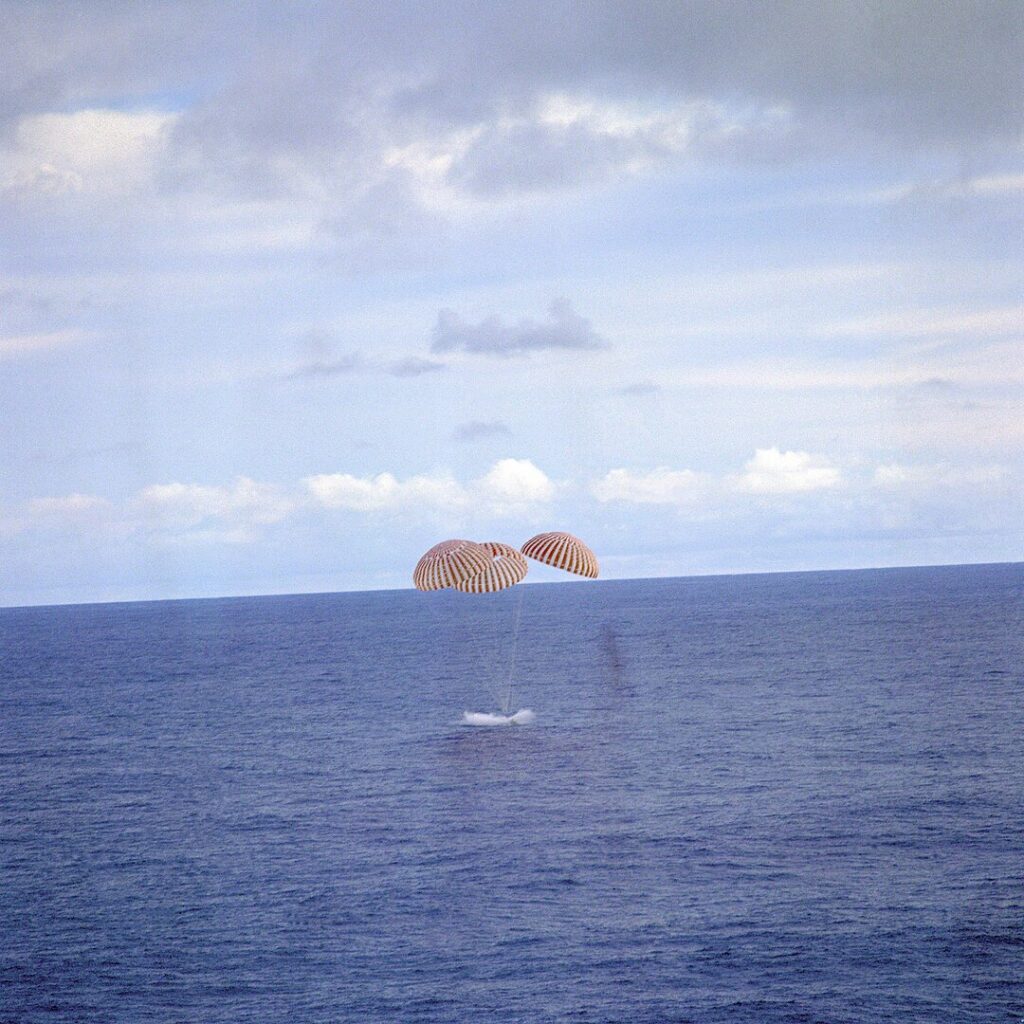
2 1 1022 606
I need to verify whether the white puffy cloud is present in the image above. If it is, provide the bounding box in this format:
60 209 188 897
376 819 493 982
590 450 842 505
591 467 704 505
734 448 841 494
304 471 465 513
305 458 555 515
474 458 555 508
6 461 559 550
136 476 293 530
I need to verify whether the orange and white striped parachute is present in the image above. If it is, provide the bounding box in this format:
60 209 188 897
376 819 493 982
520 531 599 579
413 539 492 591
455 541 528 594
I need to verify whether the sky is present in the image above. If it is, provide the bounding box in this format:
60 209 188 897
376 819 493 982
1 0 1022 606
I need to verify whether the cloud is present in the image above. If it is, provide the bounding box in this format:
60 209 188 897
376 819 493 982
8 459 556 554
441 96 789 197
588 449 842 507
861 461 1020 537
872 462 1010 488
8 453 1019 588
28 492 112 517
304 471 465 513
585 451 981 511
1 109 177 198
11 492 118 541
616 381 660 396
305 458 555 515
452 420 512 441
281 352 446 380
10 461 561 545
282 352 365 379
667 333 1024 391
735 448 841 494
5 3 1022 149
0 2 1019 245
817 305 1024 341
387 355 446 377
0 329 93 360
475 458 555 508
431 298 606 357
135 477 294 531
0 3 1019 269
592 467 705 505
870 171 1024 205
392 3 1024 150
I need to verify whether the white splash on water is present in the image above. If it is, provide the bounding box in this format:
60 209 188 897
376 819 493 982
462 709 536 727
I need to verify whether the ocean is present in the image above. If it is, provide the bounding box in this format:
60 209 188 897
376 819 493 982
1 563 1022 1023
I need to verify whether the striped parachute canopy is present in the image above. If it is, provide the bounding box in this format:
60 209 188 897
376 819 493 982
521 531 599 579
455 541 529 594
413 539 492 591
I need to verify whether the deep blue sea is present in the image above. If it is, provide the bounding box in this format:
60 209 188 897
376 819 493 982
2 564 1022 1023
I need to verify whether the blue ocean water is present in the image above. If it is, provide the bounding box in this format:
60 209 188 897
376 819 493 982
1 563 1022 1024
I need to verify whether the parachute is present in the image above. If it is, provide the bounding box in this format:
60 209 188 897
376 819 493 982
413 539 491 591
454 542 528 594
413 530 599 721
520 531 599 579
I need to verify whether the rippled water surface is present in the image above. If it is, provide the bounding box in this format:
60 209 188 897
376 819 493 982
2 564 1022 1023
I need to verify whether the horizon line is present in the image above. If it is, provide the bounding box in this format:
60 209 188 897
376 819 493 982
1 558 1020 613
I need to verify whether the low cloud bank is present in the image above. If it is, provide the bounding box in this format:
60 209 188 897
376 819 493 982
12 451 1016 551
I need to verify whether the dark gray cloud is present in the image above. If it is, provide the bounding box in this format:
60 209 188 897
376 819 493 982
5 1 1021 188
158 1 1024 209
363 2 1024 149
431 299 606 357
0 3 242 133
2 1 1022 265
452 420 512 442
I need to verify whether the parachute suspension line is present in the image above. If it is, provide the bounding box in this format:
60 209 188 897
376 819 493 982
501 584 526 715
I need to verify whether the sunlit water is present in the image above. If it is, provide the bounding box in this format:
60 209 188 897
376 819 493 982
2 564 1022 1023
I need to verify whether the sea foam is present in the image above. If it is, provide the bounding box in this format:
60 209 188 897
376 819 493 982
461 709 536 726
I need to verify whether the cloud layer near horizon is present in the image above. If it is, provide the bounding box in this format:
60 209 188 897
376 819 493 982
9 448 1017 536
